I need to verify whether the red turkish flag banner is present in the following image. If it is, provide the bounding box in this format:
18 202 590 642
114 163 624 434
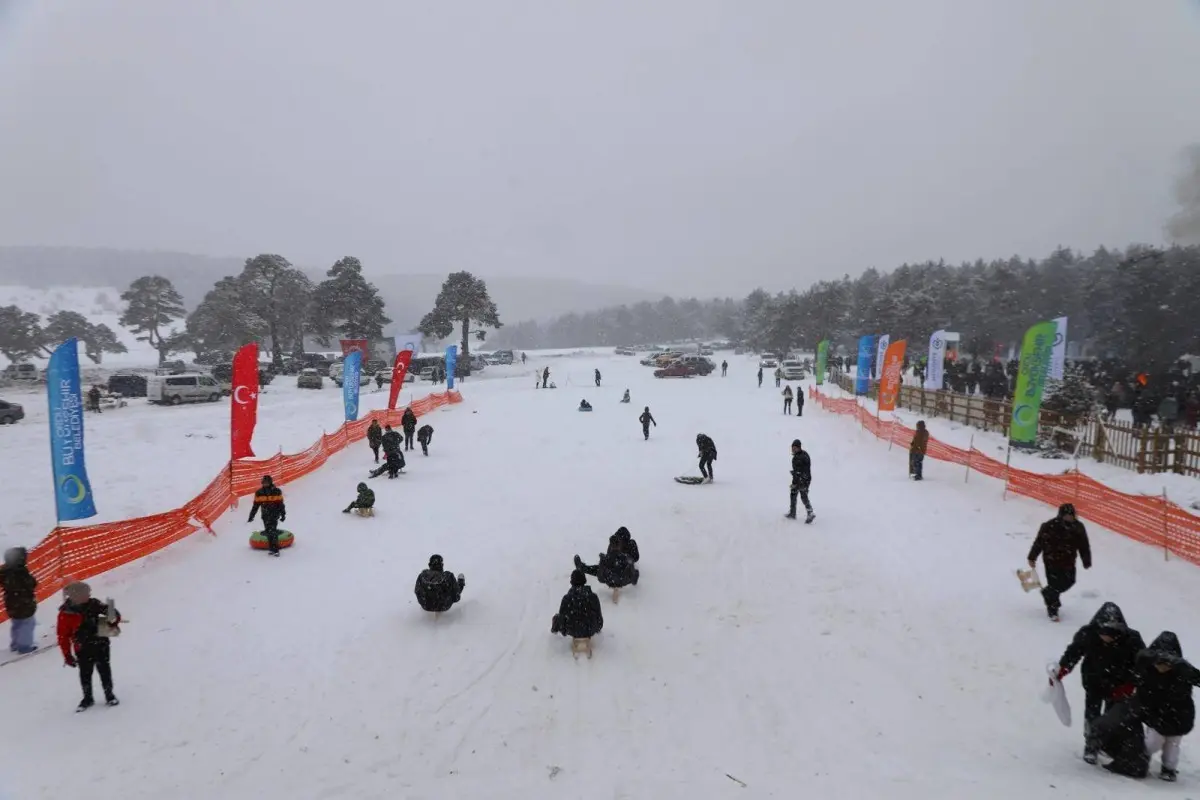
388 350 414 410
231 343 260 459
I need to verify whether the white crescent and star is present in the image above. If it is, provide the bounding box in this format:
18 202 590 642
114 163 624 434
233 386 258 405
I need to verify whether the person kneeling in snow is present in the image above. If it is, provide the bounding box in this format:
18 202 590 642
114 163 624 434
1129 632 1200 782
414 555 465 614
574 527 640 589
417 424 434 456
551 570 603 639
342 483 375 514
1054 602 1145 764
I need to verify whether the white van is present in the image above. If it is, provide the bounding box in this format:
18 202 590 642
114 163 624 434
2 363 39 382
147 373 223 405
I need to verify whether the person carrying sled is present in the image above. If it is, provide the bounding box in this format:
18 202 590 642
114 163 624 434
1130 632 1200 782
342 482 376 514
401 407 418 451
696 433 717 483
594 368 601 387
1054 602 1145 764
620 389 630 404
909 420 929 480
414 555 465 614
57 581 119 711
247 475 286 556
367 419 384 463
1 546 38 654
639 407 656 440
417 424 434 456
574 527 640 589
782 385 794 414
551 569 603 640
1027 503 1091 621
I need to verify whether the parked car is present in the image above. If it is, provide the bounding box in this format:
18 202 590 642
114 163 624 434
699 346 714 356
0 398 25 424
759 354 779 369
654 362 699 378
780 360 807 380
147 373 223 405
2 363 39 382
675 355 715 375
493 349 515 364
329 362 371 387
107 373 148 398
614 347 636 356
374 368 416 384
297 368 324 389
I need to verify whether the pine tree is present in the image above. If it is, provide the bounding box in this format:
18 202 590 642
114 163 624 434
42 310 127 363
1042 364 1096 419
311 257 391 343
418 272 502 375
119 276 187 365
237 255 313 367
0 305 45 362
185 276 266 363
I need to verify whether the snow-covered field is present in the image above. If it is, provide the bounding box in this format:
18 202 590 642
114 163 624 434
1 350 1198 799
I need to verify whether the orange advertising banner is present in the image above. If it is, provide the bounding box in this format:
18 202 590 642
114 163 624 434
878 339 907 412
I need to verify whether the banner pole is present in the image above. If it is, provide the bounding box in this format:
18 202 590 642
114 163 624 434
1002 445 1012 500
965 434 974 483
1163 487 1170 562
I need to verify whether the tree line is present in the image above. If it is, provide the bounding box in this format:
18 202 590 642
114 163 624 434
493 244 1200 373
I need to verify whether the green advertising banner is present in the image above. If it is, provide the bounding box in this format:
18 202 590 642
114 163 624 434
1010 320 1058 445
815 340 829 386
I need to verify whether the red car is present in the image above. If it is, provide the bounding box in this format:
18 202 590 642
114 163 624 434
654 362 697 378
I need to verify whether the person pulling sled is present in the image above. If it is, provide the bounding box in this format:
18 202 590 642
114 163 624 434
343 483 376 515
248 475 287 556
414 555 465 616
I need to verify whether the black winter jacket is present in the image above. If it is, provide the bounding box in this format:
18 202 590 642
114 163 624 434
556 586 603 638
697 435 717 460
639 411 656 427
417 425 434 444
248 485 286 525
367 422 383 447
381 430 403 454
1028 516 1091 570
1132 632 1200 736
1059 602 1144 694
0 550 38 620
791 450 812 487
401 409 418 432
414 568 463 613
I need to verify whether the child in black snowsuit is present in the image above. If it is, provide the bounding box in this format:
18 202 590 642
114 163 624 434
574 527 640 589
247 476 286 555
367 419 383 463
342 483 376 514
417 424 434 456
1054 602 1145 763
414 555 465 613
639 407 656 440
1130 632 1200 782
551 570 603 639
401 408 418 451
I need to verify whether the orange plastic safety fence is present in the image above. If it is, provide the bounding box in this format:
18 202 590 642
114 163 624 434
1 391 463 624
806 386 1200 567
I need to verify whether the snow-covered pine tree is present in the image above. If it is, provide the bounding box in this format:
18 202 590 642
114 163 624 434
1037 363 1095 457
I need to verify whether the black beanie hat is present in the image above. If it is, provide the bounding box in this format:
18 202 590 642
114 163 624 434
792 439 802 448
570 569 587 586
615 526 631 540
429 554 443 570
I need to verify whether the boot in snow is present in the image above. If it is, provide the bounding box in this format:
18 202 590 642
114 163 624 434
805 511 815 524
785 513 796 520
76 698 94 713
106 695 120 707
1083 748 1098 765
1160 768 1177 782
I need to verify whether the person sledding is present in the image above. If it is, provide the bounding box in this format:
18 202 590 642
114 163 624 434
1128 632 1200 782
1027 503 1091 621
578 399 593 411
1053 602 1145 764
417 424 434 456
370 425 405 478
247 475 287 556
696 433 717 483
57 581 120 711
414 555 465 615
574 527 640 596
551 569 604 649
620 389 630 404
342 483 376 515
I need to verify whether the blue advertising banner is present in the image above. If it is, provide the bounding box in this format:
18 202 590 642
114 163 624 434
342 350 362 421
855 335 875 395
445 345 458 390
47 339 97 521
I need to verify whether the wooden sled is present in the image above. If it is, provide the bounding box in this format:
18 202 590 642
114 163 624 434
571 637 593 660
354 507 375 518
1017 567 1042 593
612 587 620 604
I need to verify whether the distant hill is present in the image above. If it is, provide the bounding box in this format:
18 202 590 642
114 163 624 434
0 246 665 327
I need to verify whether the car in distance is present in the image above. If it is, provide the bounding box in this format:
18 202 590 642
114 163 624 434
0 398 25 424
297 368 324 390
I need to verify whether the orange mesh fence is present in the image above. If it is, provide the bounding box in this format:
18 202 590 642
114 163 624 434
2 391 463 624
808 386 1200 567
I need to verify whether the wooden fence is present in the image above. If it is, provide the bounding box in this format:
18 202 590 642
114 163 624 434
827 372 1200 478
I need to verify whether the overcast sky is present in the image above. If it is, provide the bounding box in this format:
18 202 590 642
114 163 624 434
1 0 1198 297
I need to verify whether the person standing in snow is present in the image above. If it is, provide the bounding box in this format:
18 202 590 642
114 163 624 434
417 424 434 456
551 570 603 640
787 439 814 523
757 367 763 388
639 407 656 440
909 420 929 480
57 581 119 711
795 388 805 417
542 367 550 389
375 372 385 391
574 527 640 589
401 407 418 451
1129 631 1200 782
721 360 728 377
342 482 376 514
367 419 384 463
381 424 402 458
696 433 717 483
247 475 287 556
414 555 465 614
88 385 102 413
1027 503 1091 621
594 368 601 387
782 385 793 414
1 546 38 654
1054 602 1145 763
774 367 782 388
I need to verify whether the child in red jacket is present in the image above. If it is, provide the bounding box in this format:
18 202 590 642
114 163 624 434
57 581 120 711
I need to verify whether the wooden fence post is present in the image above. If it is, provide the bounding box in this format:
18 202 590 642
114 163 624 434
965 434 974 483
1002 446 1012 501
1163 487 1170 562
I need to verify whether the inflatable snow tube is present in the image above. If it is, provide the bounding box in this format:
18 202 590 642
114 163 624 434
249 530 295 550
578 407 593 412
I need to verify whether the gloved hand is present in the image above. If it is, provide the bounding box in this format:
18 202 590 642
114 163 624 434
280 513 286 522
64 656 77 668
343 508 351 514
1049 665 1069 686
247 515 255 524
1110 683 1135 701
574 555 584 570
1028 559 1037 569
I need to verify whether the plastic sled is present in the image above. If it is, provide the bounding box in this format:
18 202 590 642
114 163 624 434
249 529 295 550
675 476 705 485
1040 663 1072 727
1017 567 1042 593
578 407 593 412
571 638 593 659
353 507 375 518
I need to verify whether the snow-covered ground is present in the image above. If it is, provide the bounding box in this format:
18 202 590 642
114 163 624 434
1 350 1198 799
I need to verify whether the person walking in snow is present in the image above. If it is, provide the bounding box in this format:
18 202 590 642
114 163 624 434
88 385 102 413
401 407 418 451
375 372 384 391
787 439 814 523
696 433 717 483
551 570 603 640
774 367 782 388
574 527 640 590
414 555 465 614
57 581 119 711
1129 631 1200 782
757 367 763 388
1054 602 1145 764
1027 503 1091 621
909 420 929 480
417 424 434 456
594 368 601 387
1 546 38 654
367 419 384 463
639 407 656 440
542 367 550 389
782 385 793 415
795 388 805 417
342 482 376 514
247 475 287 556
721 360 728 377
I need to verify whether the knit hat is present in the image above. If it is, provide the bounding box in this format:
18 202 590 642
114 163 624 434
357 482 368 491
570 569 587 586
614 526 631 541
64 581 91 602
428 554 443 570
1059 503 1076 517
791 439 802 448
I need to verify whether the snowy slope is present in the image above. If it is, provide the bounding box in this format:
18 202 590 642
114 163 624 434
1 353 1198 799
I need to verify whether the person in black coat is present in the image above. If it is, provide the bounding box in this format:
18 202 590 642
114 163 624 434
594 368 601 387
247 475 286 555
551 570 603 639
1131 632 1200 782
1 546 38 653
414 555 465 614
1027 503 1091 621
417 424 434 456
787 439 814 522
401 408 418 451
639 407 656 440
381 425 402 457
574 527 640 589
367 419 384 463
795 389 805 417
696 433 717 483
1054 602 1145 763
